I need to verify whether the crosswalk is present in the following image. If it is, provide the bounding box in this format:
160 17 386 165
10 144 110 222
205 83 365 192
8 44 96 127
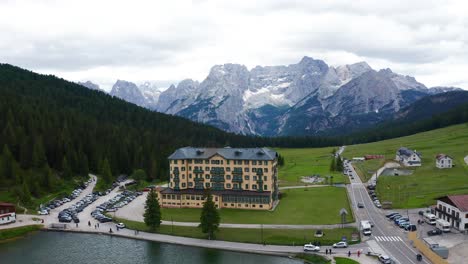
374 236 403 242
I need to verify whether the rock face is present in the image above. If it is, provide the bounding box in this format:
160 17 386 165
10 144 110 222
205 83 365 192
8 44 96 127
156 57 440 136
101 56 461 136
110 80 147 107
78 81 102 91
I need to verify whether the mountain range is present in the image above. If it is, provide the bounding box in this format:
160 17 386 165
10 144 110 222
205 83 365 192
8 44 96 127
79 56 463 136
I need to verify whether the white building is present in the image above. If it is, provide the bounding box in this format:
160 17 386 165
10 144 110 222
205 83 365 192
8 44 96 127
0 202 16 225
436 154 453 169
435 195 468 231
395 147 422 167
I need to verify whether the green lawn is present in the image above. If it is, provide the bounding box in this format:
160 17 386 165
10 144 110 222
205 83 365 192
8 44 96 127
334 257 360 264
276 147 349 186
160 187 354 224
0 225 43 242
114 216 358 246
344 123 468 208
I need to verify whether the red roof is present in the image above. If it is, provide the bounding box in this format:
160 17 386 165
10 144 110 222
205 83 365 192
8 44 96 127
0 202 15 207
436 154 452 160
448 195 468 212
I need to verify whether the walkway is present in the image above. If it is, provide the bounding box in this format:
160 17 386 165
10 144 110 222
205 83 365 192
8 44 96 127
465 155 468 165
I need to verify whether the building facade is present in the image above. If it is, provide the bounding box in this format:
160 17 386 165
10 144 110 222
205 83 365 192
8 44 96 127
436 154 453 169
435 195 468 231
395 147 422 167
159 147 279 210
0 202 16 225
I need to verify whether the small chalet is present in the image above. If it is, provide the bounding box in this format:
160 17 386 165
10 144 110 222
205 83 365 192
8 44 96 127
395 147 421 167
436 154 453 169
0 202 16 225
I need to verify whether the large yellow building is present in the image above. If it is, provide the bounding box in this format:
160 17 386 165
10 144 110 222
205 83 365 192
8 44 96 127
159 147 279 210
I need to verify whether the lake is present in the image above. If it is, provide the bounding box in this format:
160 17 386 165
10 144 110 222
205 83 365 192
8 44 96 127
0 231 304 264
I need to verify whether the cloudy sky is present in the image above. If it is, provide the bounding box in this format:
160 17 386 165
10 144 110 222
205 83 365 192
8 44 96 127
1 0 468 91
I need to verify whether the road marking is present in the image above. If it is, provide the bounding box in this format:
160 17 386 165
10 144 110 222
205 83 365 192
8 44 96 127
374 236 404 242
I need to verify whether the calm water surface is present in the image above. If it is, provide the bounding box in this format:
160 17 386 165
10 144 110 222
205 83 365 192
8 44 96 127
0 231 304 264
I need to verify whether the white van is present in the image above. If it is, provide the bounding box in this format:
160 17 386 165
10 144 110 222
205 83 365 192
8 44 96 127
423 213 437 225
436 219 451 232
361 220 372 236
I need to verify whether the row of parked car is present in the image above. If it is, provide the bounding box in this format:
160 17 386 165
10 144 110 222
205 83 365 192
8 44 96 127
38 178 94 215
58 192 100 223
90 190 142 223
385 212 417 231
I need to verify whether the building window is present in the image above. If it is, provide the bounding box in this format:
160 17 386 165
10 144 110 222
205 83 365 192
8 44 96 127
231 204 234 206
181 167 186 171
245 176 250 180
245 204 248 207
215 197 218 201
227 160 230 165
226 175 231 180
264 168 268 172
182 160 185 164
245 184 249 189
252 161 257 165
206 183 210 188
189 174 192 178
189 182 193 187
226 167 231 172
188 159 192 164
253 176 257 180
224 203 227 206
264 176 267 181
264 185 267 190
205 174 210 179
226 183 231 188
205 167 210 171
182 183 186 187
260 205 263 208
253 204 256 208
244 168 249 172
182 175 185 179
244 160 249 165
252 168 257 172
253 184 257 189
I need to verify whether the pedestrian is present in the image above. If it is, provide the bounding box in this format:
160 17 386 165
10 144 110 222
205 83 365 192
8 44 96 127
325 249 328 255
329 248 332 255
88 221 91 227
357 250 361 257
348 251 351 257
76 223 78 228
97 223 100 228
109 228 113 233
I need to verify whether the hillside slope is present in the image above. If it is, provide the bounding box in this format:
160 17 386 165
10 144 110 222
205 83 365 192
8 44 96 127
344 124 468 208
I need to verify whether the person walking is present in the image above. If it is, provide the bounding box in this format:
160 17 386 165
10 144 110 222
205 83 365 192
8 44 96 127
357 250 361 257
325 249 328 255
97 223 100 228
88 221 91 227
329 248 332 255
348 251 351 257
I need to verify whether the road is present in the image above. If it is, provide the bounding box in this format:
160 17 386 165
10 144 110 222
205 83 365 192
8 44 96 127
347 163 430 264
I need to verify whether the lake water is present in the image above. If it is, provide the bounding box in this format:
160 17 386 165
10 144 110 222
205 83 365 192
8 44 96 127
0 231 304 264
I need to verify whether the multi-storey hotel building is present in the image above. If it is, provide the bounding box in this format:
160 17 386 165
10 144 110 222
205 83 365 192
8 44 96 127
159 147 279 210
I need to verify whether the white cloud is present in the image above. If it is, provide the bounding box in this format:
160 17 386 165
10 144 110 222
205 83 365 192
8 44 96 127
1 0 468 89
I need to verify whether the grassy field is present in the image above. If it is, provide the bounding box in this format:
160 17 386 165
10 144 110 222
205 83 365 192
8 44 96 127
334 257 360 264
276 147 349 186
344 123 468 208
114 216 358 246
160 187 354 224
0 225 43 242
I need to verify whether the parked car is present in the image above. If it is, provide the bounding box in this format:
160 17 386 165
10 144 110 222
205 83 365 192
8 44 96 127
116 223 126 229
303 243 320 252
332 241 348 248
427 229 443 236
38 210 49 215
385 212 398 218
314 230 323 237
378 255 392 264
405 224 417 232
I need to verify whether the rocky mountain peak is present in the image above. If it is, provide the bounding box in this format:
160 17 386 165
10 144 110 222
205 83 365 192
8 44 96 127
78 81 101 91
110 80 147 107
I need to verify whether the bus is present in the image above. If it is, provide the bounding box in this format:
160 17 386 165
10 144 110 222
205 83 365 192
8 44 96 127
423 213 437 225
436 219 451 232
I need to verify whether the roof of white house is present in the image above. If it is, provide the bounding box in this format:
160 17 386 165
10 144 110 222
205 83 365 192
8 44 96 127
439 195 468 212
436 154 452 161
397 147 421 158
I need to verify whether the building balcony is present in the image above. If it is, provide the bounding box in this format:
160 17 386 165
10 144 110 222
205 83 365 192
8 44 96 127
194 177 204 182
193 168 204 174
211 176 225 182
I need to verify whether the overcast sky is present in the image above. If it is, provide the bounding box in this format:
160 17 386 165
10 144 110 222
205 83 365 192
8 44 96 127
1 0 468 91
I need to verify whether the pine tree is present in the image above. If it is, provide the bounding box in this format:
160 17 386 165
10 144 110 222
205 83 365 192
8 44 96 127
32 138 48 168
79 151 89 178
329 156 337 172
2 145 14 180
336 155 344 172
143 189 161 230
99 158 112 183
131 169 147 182
62 156 73 179
199 188 220 239
20 180 32 205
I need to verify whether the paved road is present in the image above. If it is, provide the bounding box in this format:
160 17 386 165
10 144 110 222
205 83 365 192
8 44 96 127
346 163 430 264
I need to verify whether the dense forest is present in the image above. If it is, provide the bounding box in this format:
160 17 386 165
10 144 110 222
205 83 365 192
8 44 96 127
1 63 468 205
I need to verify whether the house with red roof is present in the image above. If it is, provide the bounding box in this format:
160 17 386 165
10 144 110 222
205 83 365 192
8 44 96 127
0 202 16 225
435 195 468 231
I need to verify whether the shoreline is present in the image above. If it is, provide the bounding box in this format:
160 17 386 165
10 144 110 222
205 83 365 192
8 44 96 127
42 228 317 259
